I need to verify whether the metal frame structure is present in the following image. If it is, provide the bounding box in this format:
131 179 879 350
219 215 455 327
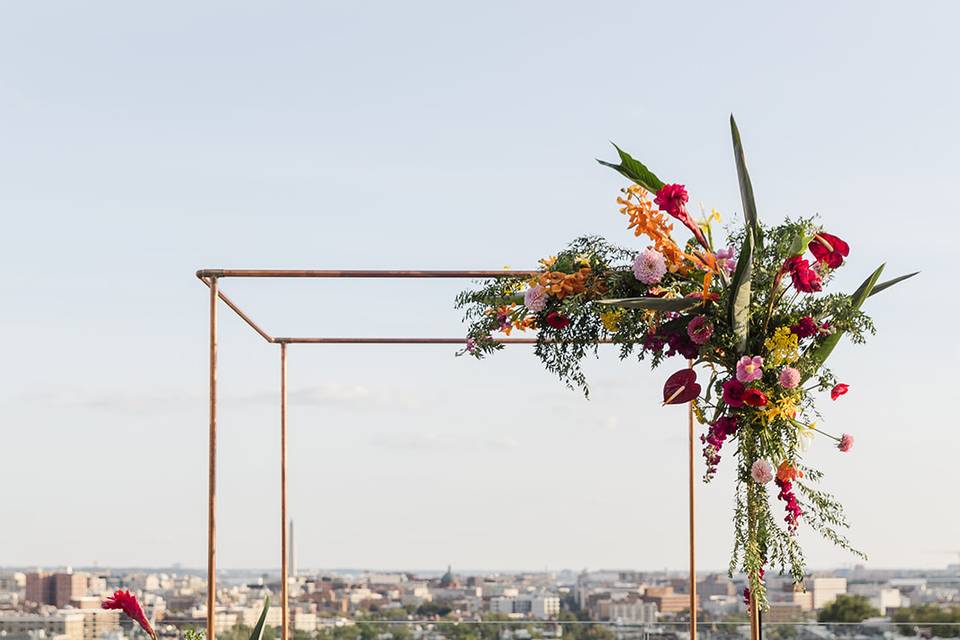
196 269 704 640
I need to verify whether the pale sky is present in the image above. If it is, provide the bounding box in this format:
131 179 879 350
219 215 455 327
2 2 958 574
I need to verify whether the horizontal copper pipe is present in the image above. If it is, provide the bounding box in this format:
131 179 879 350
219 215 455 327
273 337 614 344
196 269 538 279
197 275 275 343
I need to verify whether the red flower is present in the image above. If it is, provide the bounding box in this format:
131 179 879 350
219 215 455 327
742 388 768 407
790 316 819 339
545 311 570 329
103 590 156 640
782 256 823 293
830 383 849 400
721 378 746 408
809 232 849 268
653 183 710 250
662 368 701 405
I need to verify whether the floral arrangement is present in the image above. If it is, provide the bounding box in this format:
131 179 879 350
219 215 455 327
455 117 916 609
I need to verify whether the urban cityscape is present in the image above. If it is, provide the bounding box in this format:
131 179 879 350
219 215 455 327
3 523 959 640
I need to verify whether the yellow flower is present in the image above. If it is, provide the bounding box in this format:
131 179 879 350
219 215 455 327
762 392 800 425
764 326 800 367
691 399 707 425
539 256 557 270
600 309 624 333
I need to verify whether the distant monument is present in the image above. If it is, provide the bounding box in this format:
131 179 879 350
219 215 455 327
289 520 297 578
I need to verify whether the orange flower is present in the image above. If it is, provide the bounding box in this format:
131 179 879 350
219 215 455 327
776 461 803 483
618 186 688 273
536 266 592 300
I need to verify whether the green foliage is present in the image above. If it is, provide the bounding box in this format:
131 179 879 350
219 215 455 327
729 227 754 354
597 144 665 193
893 604 960 637
817 595 880 623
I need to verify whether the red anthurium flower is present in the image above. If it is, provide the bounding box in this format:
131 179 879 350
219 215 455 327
742 388 768 407
653 183 710 250
545 311 570 329
103 590 157 640
662 368 701 405
809 232 849 268
830 383 849 400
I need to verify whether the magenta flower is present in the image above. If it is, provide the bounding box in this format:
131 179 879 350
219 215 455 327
779 366 800 389
838 434 854 452
736 355 764 383
633 248 667 284
722 378 746 408
751 459 774 484
686 316 714 345
523 285 547 312
654 183 710 249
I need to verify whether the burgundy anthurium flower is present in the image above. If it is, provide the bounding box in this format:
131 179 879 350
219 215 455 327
809 232 849 268
103 590 157 640
653 183 710 250
663 368 701 405
831 383 849 400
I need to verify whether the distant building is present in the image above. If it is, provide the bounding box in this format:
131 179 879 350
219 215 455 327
608 598 658 623
810 578 847 609
0 611 85 640
641 587 697 615
25 572 87 608
697 575 734 598
489 595 560 619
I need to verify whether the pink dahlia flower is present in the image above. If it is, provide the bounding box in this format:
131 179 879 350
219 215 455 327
633 248 667 285
523 285 547 312
751 459 774 484
736 355 764 383
779 366 801 389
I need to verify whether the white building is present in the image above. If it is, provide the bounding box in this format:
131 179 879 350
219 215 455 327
811 578 847 609
608 600 657 623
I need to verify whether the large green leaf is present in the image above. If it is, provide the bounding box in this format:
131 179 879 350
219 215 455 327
249 596 270 640
805 264 885 374
597 296 701 312
730 115 763 249
597 144 666 193
868 271 919 298
728 227 754 354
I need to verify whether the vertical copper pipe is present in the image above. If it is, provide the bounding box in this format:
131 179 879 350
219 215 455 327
207 278 218 640
687 359 697 640
750 596 760 640
280 343 289 640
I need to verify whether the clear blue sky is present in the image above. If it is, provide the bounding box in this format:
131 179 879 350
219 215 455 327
2 2 957 572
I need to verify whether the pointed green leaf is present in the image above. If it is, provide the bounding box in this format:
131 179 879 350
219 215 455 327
597 296 700 312
728 227 754 354
868 271 919 298
805 264 885 374
597 143 665 193
730 115 763 249
249 595 270 640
